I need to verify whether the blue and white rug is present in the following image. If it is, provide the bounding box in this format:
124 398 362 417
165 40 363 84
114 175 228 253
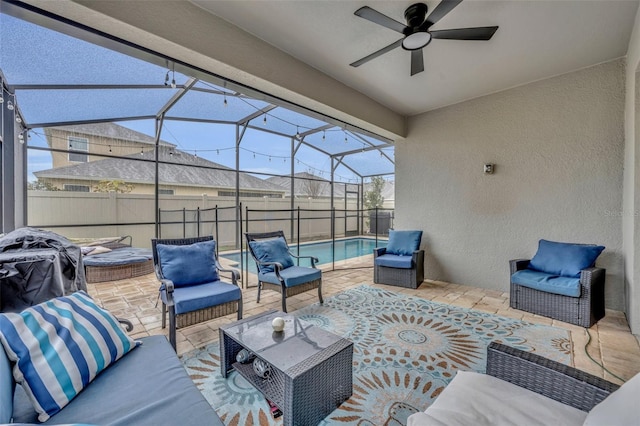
181 284 572 425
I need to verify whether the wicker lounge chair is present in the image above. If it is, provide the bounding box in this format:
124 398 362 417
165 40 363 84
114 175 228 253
245 230 322 313
152 236 242 350
373 229 424 289
509 239 606 327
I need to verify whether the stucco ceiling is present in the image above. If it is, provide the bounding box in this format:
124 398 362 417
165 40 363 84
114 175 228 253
192 0 638 116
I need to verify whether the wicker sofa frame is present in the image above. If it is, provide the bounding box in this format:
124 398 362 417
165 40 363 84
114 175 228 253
486 342 619 411
373 248 424 289
245 230 322 313
509 259 605 328
152 236 242 350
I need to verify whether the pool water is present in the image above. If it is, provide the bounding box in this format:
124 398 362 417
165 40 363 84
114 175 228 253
221 237 387 273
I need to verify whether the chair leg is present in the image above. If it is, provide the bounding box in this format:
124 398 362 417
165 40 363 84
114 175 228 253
256 282 262 303
161 302 167 329
169 308 177 352
281 291 288 313
318 282 324 304
237 296 243 320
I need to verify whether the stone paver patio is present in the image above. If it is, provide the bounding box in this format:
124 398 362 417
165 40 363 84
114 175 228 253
87 255 640 385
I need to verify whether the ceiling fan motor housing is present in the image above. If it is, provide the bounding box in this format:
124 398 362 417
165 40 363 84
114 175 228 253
404 3 428 29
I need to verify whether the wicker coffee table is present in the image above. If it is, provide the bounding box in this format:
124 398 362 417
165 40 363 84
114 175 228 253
220 310 353 426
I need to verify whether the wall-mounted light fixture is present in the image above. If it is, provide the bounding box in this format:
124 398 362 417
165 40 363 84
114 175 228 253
483 163 495 174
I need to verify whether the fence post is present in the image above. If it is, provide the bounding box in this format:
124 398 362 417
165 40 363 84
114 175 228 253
375 206 378 247
182 208 186 238
196 207 201 237
214 205 219 256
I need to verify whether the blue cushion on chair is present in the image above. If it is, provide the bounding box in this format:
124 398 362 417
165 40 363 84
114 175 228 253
157 240 218 286
375 254 413 269
528 239 605 278
258 266 321 288
386 230 422 256
511 269 581 298
249 237 294 273
161 281 241 315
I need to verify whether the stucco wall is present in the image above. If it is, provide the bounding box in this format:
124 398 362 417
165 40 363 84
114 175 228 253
624 6 640 334
397 59 625 310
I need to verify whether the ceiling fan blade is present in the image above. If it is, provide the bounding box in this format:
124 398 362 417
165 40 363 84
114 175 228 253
431 26 499 40
411 50 424 76
426 0 463 27
350 38 403 67
354 6 407 33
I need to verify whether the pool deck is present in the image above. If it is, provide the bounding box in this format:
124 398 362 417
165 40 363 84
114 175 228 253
87 254 640 385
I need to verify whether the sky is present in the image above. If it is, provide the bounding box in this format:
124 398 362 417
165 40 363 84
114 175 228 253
0 10 394 183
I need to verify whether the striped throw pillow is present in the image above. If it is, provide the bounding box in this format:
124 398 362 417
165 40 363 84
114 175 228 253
0 291 139 422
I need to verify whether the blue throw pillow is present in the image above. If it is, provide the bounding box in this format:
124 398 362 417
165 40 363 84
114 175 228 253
157 240 218 286
0 291 138 422
249 237 294 273
528 239 605 278
385 230 423 256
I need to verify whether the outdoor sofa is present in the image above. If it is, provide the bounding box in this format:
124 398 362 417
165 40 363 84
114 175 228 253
1 293 222 425
408 342 637 425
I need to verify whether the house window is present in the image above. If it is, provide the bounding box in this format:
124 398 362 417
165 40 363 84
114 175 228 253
63 184 90 192
68 136 88 162
158 188 174 195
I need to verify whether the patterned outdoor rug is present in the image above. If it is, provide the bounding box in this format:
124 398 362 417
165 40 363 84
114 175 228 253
181 284 572 425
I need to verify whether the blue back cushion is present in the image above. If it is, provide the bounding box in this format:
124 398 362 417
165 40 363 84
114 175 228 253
385 230 423 256
528 239 605 278
157 240 218 286
249 237 294 273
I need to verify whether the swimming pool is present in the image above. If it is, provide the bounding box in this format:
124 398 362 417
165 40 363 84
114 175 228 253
221 237 387 273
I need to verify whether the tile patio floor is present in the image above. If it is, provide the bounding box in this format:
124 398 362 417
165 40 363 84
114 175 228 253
87 255 640 386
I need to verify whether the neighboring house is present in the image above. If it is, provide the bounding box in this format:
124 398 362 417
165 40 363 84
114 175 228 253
44 123 176 169
34 145 287 197
266 172 394 204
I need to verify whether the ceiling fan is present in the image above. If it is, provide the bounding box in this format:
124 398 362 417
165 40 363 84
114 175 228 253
350 0 498 76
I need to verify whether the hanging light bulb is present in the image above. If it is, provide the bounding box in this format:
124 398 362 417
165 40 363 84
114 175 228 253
263 113 267 125
140 148 144 156
253 152 255 159
170 63 176 89
296 126 300 139
223 93 228 107
164 70 170 86
283 157 286 163
268 155 272 162
216 149 219 155
195 150 198 157
16 115 22 124
169 151 174 156
108 145 112 153
18 133 24 143
322 130 326 141
344 132 348 143
7 100 14 111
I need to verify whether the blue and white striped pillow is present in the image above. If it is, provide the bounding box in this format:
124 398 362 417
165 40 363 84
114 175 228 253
0 291 139 422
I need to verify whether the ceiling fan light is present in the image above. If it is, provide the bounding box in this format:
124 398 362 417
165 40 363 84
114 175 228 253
402 31 431 50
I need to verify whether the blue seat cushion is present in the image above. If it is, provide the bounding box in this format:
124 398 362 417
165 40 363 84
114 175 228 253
258 266 321 288
375 253 413 269
82 248 152 266
511 269 581 298
157 240 218 286
528 239 605 278
386 230 422 256
249 237 294 273
161 281 241 315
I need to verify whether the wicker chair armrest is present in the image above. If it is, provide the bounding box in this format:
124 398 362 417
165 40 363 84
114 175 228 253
117 318 134 332
289 253 319 268
374 247 386 257
486 342 619 412
215 260 240 285
158 278 175 306
580 267 605 289
509 259 530 274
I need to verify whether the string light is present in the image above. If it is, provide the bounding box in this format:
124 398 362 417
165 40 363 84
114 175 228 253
18 133 24 144
0 76 4 104
296 126 300 139
164 70 170 86
263 113 267 125
7 99 14 111
170 63 176 89
108 145 112 153
223 93 228 107
322 130 326 141
216 149 219 155
268 155 271 162
15 115 22 124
